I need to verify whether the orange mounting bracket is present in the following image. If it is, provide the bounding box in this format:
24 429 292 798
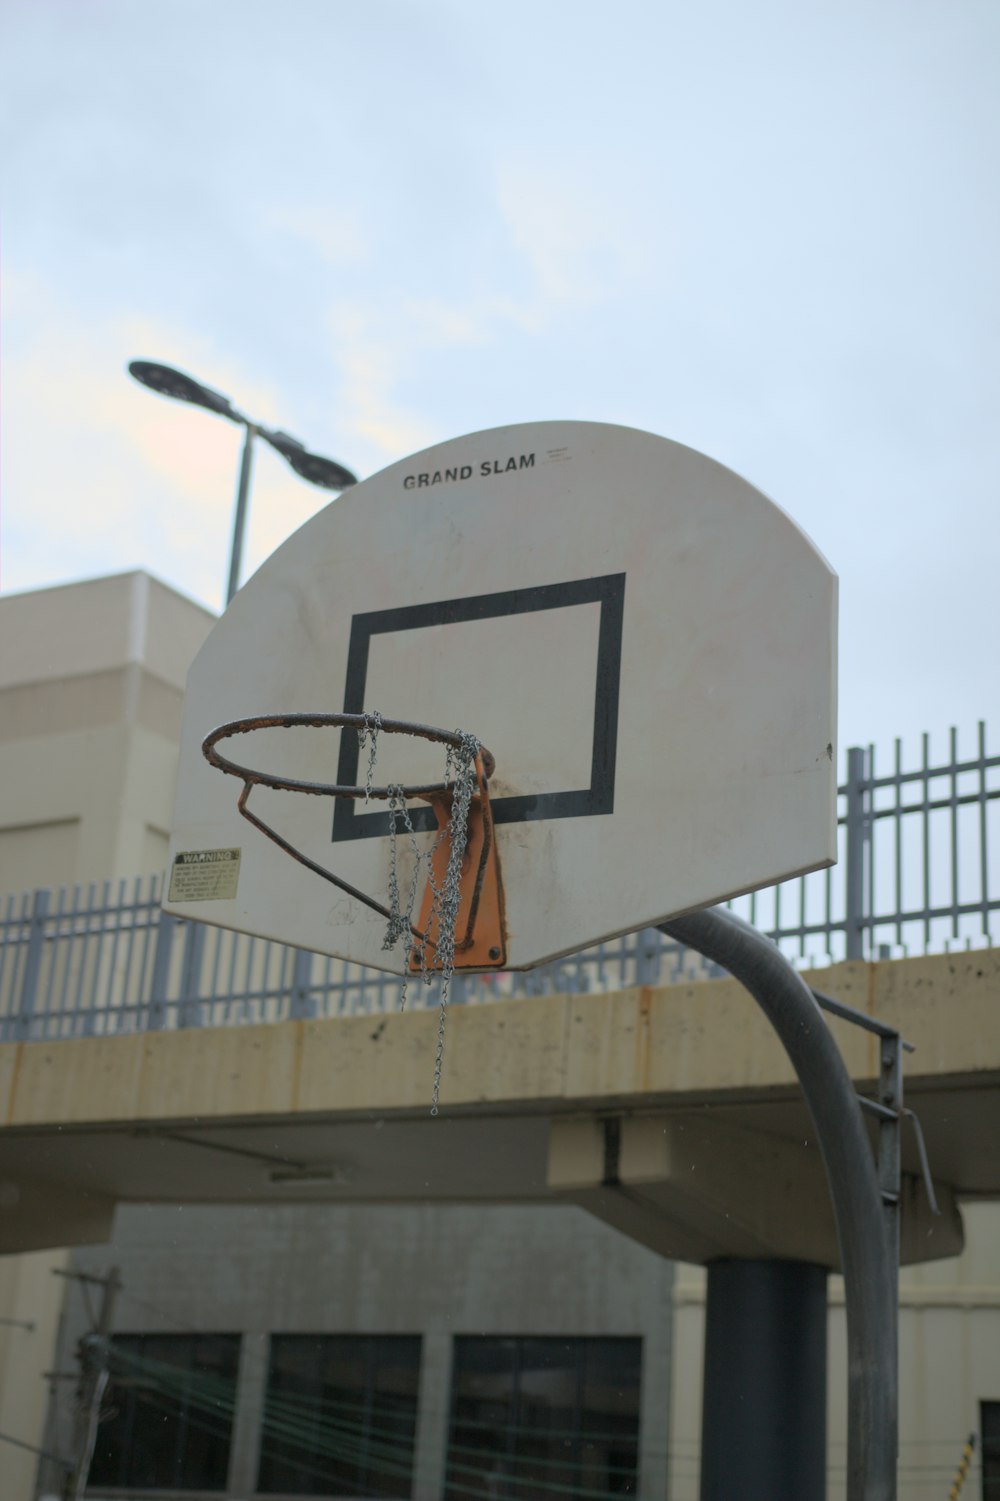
413 752 507 970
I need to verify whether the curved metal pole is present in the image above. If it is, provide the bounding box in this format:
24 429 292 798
660 907 896 1501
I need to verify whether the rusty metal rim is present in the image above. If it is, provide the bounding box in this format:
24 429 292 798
202 713 496 798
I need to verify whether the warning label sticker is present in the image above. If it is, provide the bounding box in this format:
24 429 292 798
168 848 241 902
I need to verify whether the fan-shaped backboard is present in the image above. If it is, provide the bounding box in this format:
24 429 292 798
163 421 837 972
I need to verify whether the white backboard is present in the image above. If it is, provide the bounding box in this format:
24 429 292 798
164 421 837 971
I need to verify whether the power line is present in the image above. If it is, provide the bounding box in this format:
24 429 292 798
101 1344 642 1501
87 1319 992 1495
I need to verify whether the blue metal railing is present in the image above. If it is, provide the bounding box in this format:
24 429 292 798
1 723 997 1042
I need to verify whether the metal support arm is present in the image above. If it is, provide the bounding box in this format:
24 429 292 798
660 907 896 1501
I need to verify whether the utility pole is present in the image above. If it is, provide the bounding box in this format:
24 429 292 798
60 1267 120 1501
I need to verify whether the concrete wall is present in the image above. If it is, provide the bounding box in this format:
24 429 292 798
0 1246 69 1501
0 572 213 891
0 573 214 1500
41 1201 675 1501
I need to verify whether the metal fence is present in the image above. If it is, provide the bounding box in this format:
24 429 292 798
1 723 997 1042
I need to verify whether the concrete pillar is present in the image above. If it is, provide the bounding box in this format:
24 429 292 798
700 1259 827 1501
412 1330 453 1501
227 1331 269 1497
638 1260 673 1500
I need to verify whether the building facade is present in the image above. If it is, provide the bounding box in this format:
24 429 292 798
0 573 214 1501
40 1201 674 1501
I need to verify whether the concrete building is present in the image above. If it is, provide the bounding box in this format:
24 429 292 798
0 573 213 1500
0 572 998 1500
41 1202 674 1501
0 572 213 892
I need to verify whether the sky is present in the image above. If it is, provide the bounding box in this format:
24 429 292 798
1 0 997 756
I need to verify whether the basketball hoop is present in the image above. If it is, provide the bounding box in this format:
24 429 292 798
201 713 507 975
203 712 508 1113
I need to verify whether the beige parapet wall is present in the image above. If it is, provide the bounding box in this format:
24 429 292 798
2 951 996 1119
0 950 996 1258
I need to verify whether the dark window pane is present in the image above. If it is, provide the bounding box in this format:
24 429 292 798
984 1401 1000 1499
258 1334 421 1498
446 1336 641 1501
448 1337 517 1500
88 1333 240 1492
985 1401 1000 1442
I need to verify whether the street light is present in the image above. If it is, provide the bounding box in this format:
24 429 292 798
128 360 357 604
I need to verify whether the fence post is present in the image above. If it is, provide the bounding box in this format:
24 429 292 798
148 911 180 1031
844 746 869 961
636 927 663 986
17 888 50 1041
289 949 315 1021
178 921 206 1028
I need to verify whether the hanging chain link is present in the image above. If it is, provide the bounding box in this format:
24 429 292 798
357 710 382 802
382 787 424 968
355 720 481 1113
428 730 479 1114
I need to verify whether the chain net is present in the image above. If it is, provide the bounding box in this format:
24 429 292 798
357 713 481 1114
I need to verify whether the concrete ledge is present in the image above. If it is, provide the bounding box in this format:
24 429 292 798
547 1113 965 1268
0 1174 114 1253
1 950 997 1130
0 950 995 1255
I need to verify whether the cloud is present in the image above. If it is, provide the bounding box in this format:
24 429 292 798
312 154 669 471
0 272 318 609
494 153 661 310
325 303 453 469
266 204 370 267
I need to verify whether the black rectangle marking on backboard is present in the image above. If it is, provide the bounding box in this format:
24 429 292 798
331 574 625 842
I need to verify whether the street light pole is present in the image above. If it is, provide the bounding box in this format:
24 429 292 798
227 423 257 605
127 361 357 604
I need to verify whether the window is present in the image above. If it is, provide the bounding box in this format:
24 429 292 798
87 1333 240 1492
258 1334 421 1498
446 1336 642 1500
984 1401 1000 1499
